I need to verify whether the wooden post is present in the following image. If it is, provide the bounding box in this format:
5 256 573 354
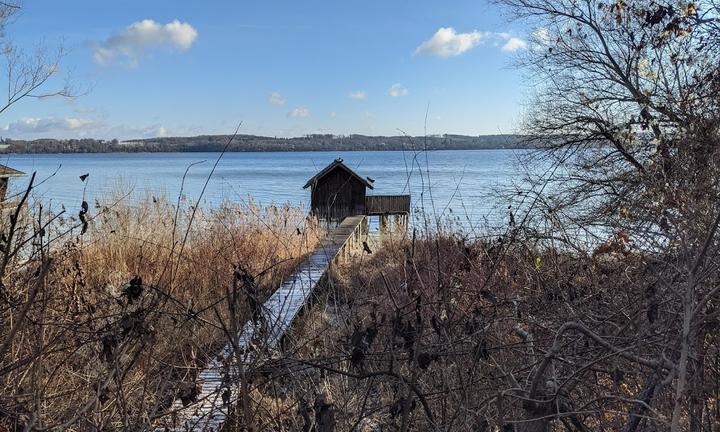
353 224 357 256
380 214 388 236
364 216 368 244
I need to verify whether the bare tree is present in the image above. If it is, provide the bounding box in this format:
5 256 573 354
493 0 720 430
0 1 75 118
498 0 720 238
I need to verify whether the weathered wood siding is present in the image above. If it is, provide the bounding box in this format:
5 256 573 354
365 194 411 215
311 169 366 221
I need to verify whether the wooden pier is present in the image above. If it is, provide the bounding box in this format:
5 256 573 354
158 215 369 431
157 160 410 431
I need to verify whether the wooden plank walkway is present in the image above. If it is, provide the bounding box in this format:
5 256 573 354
158 215 367 431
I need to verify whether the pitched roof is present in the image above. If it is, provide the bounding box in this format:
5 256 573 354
303 158 374 189
0 164 25 178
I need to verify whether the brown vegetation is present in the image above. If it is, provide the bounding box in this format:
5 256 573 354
0 193 320 430
2 0 720 431
183 3 720 424
241 230 707 431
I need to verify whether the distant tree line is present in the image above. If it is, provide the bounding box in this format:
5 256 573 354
0 134 529 153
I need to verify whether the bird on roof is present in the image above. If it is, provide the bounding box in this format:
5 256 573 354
366 176 375 183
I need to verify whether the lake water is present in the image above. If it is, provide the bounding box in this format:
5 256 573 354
1 150 529 231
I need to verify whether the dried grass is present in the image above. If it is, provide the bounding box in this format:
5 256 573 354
0 194 321 431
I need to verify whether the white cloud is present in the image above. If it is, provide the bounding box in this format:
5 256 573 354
288 107 310 118
349 90 367 100
4 117 98 134
330 111 337 118
530 27 552 51
268 92 286 105
533 27 551 44
502 37 527 52
388 83 408 97
2 116 172 140
93 19 198 66
416 27 526 57
416 27 491 57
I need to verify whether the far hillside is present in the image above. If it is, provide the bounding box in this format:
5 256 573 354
0 133 528 153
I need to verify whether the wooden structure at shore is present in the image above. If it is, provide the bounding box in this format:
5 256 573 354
0 164 25 204
160 161 410 431
304 158 373 222
305 158 410 231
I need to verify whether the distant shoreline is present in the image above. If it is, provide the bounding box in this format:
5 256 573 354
0 133 534 154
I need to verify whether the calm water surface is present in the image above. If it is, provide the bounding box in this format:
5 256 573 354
1 150 528 229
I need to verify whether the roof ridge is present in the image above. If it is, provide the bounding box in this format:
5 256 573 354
303 159 373 189
0 164 25 177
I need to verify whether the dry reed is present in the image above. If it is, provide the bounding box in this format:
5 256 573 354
0 193 320 431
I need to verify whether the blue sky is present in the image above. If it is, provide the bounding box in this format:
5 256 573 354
2 0 529 140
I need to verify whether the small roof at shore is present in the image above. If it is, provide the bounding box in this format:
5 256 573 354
303 158 374 189
0 164 25 178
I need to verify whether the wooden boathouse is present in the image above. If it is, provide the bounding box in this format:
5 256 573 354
0 164 25 202
160 161 411 431
303 158 373 222
304 158 411 230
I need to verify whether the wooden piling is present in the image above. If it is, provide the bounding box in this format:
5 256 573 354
380 214 389 235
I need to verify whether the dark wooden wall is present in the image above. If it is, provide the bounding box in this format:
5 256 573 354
365 195 411 215
311 169 367 221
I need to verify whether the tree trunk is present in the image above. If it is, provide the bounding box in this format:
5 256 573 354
517 401 552 432
671 275 696 431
